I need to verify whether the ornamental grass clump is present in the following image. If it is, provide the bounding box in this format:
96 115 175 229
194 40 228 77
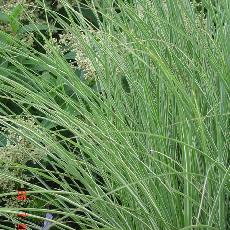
0 0 229 229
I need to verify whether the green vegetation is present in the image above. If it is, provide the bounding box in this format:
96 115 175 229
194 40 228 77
0 0 229 229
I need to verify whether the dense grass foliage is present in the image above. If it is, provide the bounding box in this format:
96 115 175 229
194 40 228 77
0 0 229 229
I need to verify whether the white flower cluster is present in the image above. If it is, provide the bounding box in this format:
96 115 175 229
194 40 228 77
1 118 45 162
0 117 46 203
1 0 44 21
59 31 97 80
45 29 104 81
1 0 24 13
182 1 208 34
0 0 45 45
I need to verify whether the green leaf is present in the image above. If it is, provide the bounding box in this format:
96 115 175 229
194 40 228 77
10 4 23 19
0 132 7 147
10 19 20 33
41 119 57 129
41 71 56 86
64 51 76 60
9 4 23 33
18 23 59 34
0 11 9 23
